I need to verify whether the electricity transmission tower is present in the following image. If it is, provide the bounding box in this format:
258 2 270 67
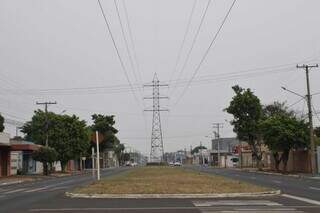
144 74 168 162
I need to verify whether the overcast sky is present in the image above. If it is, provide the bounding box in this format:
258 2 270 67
1 0 320 155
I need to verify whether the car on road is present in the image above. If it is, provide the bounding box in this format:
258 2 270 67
174 162 182 166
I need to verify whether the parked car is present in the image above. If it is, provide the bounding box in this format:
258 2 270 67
169 162 174 166
174 162 182 166
131 162 138 167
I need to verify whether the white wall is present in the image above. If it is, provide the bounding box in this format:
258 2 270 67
0 132 10 144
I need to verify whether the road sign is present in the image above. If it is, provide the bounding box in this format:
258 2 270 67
91 132 104 144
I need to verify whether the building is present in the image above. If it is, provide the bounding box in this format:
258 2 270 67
0 133 42 177
211 137 239 167
0 133 11 177
10 139 42 175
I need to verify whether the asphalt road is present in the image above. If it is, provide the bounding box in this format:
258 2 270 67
0 166 320 213
191 166 320 201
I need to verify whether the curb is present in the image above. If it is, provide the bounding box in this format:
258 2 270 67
66 190 281 199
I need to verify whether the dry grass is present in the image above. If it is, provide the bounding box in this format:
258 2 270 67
73 167 269 194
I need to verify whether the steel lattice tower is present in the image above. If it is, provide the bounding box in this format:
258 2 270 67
144 74 168 162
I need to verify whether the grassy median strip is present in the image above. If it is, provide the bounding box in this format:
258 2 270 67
73 167 270 194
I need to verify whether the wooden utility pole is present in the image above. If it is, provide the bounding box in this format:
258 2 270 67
36 101 57 147
297 64 318 175
213 123 223 167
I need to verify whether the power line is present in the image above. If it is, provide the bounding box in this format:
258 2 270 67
0 65 293 96
113 0 140 86
287 97 305 109
168 0 198 86
170 0 212 96
174 0 237 106
311 103 320 124
122 0 143 84
96 0 142 107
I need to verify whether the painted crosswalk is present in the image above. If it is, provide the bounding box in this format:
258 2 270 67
0 186 68 196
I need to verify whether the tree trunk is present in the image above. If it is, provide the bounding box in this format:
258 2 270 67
273 152 281 172
251 144 263 171
61 161 67 173
281 150 289 173
43 162 48 176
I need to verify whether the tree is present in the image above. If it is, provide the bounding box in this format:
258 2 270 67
191 145 207 155
225 85 264 169
260 102 309 172
50 114 90 172
91 114 119 151
0 113 5 132
32 146 57 175
22 110 90 172
314 127 320 145
114 143 125 165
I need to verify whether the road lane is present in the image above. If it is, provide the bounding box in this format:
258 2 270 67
188 166 320 201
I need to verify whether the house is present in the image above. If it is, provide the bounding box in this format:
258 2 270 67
0 133 11 177
0 133 42 177
10 138 42 175
193 149 210 165
211 137 239 167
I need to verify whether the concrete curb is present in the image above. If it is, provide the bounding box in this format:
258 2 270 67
66 190 281 199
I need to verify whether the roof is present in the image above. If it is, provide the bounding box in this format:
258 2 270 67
10 140 41 151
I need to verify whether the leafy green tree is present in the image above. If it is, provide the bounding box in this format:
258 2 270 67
123 153 131 162
191 145 207 154
260 102 309 172
22 110 90 172
32 146 58 175
0 113 5 132
91 114 119 151
50 115 90 172
225 85 263 169
114 143 125 165
21 110 54 145
315 127 320 145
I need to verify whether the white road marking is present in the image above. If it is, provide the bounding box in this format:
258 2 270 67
234 208 297 211
25 187 49 193
282 194 320 206
193 200 282 207
3 188 28 194
250 177 257 180
216 211 304 213
45 186 68 192
272 180 282 184
309 187 320 191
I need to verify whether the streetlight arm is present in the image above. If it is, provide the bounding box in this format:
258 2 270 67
281 87 305 99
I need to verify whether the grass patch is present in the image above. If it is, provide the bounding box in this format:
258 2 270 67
73 167 270 194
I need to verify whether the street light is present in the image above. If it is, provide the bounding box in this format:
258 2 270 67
281 87 306 99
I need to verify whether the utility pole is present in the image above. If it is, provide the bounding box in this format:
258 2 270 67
95 131 101 180
36 101 57 147
144 73 168 162
213 123 223 168
297 64 319 175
